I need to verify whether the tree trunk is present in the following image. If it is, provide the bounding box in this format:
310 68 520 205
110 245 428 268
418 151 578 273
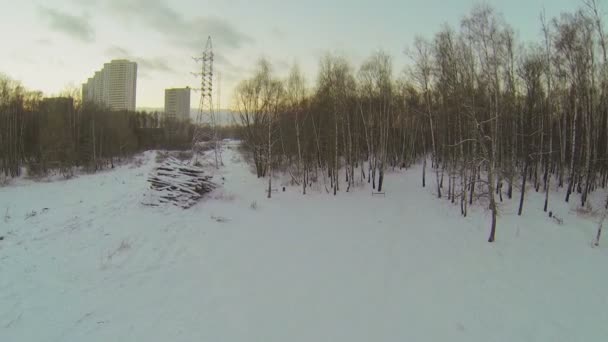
267 115 272 199
518 161 528 216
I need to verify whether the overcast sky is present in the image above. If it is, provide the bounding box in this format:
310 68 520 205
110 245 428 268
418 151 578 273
0 0 581 109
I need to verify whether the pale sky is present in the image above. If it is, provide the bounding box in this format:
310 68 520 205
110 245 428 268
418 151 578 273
0 0 582 109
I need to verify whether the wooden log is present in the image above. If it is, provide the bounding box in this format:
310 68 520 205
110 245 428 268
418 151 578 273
145 156 217 208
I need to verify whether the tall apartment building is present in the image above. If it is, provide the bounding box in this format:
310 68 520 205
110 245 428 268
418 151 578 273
82 60 137 111
41 97 74 116
164 87 191 121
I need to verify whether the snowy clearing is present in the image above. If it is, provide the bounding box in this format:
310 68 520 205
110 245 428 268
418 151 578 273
1 141 607 342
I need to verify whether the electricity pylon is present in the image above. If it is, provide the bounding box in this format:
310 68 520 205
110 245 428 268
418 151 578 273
192 36 220 168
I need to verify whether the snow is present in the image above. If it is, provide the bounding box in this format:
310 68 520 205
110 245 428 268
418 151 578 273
1 141 607 342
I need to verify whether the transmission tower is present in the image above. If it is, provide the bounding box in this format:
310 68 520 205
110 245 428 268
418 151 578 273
192 36 220 168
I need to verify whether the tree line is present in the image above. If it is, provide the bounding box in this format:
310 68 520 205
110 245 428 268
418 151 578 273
233 1 608 244
0 75 195 179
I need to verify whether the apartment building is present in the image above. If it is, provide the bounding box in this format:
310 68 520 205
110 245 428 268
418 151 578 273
164 87 191 121
82 60 137 111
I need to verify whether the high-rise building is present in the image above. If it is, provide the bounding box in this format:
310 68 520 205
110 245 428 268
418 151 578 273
164 87 191 121
81 59 137 111
40 97 74 116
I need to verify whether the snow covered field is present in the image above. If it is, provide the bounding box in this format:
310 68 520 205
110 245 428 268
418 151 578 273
1 142 607 342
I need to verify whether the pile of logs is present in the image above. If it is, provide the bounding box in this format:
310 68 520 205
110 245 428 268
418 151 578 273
143 157 216 208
